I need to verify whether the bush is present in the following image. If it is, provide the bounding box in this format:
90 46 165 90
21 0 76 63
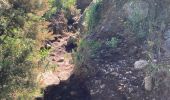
73 39 101 75
83 0 102 34
44 0 77 19
0 0 54 99
105 37 118 48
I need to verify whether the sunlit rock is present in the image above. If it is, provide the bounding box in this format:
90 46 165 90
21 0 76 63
134 60 148 70
41 71 60 86
58 71 72 81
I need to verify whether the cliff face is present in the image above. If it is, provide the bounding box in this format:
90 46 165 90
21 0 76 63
76 0 170 99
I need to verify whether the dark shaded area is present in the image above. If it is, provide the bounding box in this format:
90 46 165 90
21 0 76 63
76 0 92 13
43 76 91 100
65 42 77 53
67 17 79 33
67 18 75 26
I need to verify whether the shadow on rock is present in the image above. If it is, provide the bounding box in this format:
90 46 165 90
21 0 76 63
43 75 91 100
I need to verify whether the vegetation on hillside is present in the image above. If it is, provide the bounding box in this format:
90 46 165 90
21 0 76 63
1 0 170 99
44 0 77 19
0 0 53 99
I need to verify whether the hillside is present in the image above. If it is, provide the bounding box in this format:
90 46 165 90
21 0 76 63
44 0 170 100
1 0 170 100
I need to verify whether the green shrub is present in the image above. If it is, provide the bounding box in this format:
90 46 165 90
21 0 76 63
44 0 76 19
0 0 53 99
44 7 58 19
84 0 102 34
74 39 101 71
106 37 118 48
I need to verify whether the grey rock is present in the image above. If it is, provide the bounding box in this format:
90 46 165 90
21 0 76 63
144 76 152 91
134 60 148 70
41 71 60 86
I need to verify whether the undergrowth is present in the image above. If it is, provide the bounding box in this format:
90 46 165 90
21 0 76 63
0 0 55 99
44 0 77 19
73 39 101 75
83 0 102 34
74 0 103 75
106 37 118 48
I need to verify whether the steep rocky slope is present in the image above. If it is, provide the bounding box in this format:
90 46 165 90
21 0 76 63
43 0 170 100
75 0 170 100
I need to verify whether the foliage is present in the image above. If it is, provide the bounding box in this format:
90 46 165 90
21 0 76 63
48 0 76 9
44 0 77 19
83 0 102 34
73 39 101 73
106 37 118 48
0 0 54 99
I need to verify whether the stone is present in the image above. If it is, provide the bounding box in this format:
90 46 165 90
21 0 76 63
100 84 106 89
144 76 152 91
128 88 133 93
58 71 71 81
123 0 149 23
134 60 148 70
41 71 60 86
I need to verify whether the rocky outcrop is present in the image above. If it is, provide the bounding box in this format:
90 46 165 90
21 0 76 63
42 0 170 99
77 0 170 100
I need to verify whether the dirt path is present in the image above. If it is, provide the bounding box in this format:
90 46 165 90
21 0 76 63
40 31 77 86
